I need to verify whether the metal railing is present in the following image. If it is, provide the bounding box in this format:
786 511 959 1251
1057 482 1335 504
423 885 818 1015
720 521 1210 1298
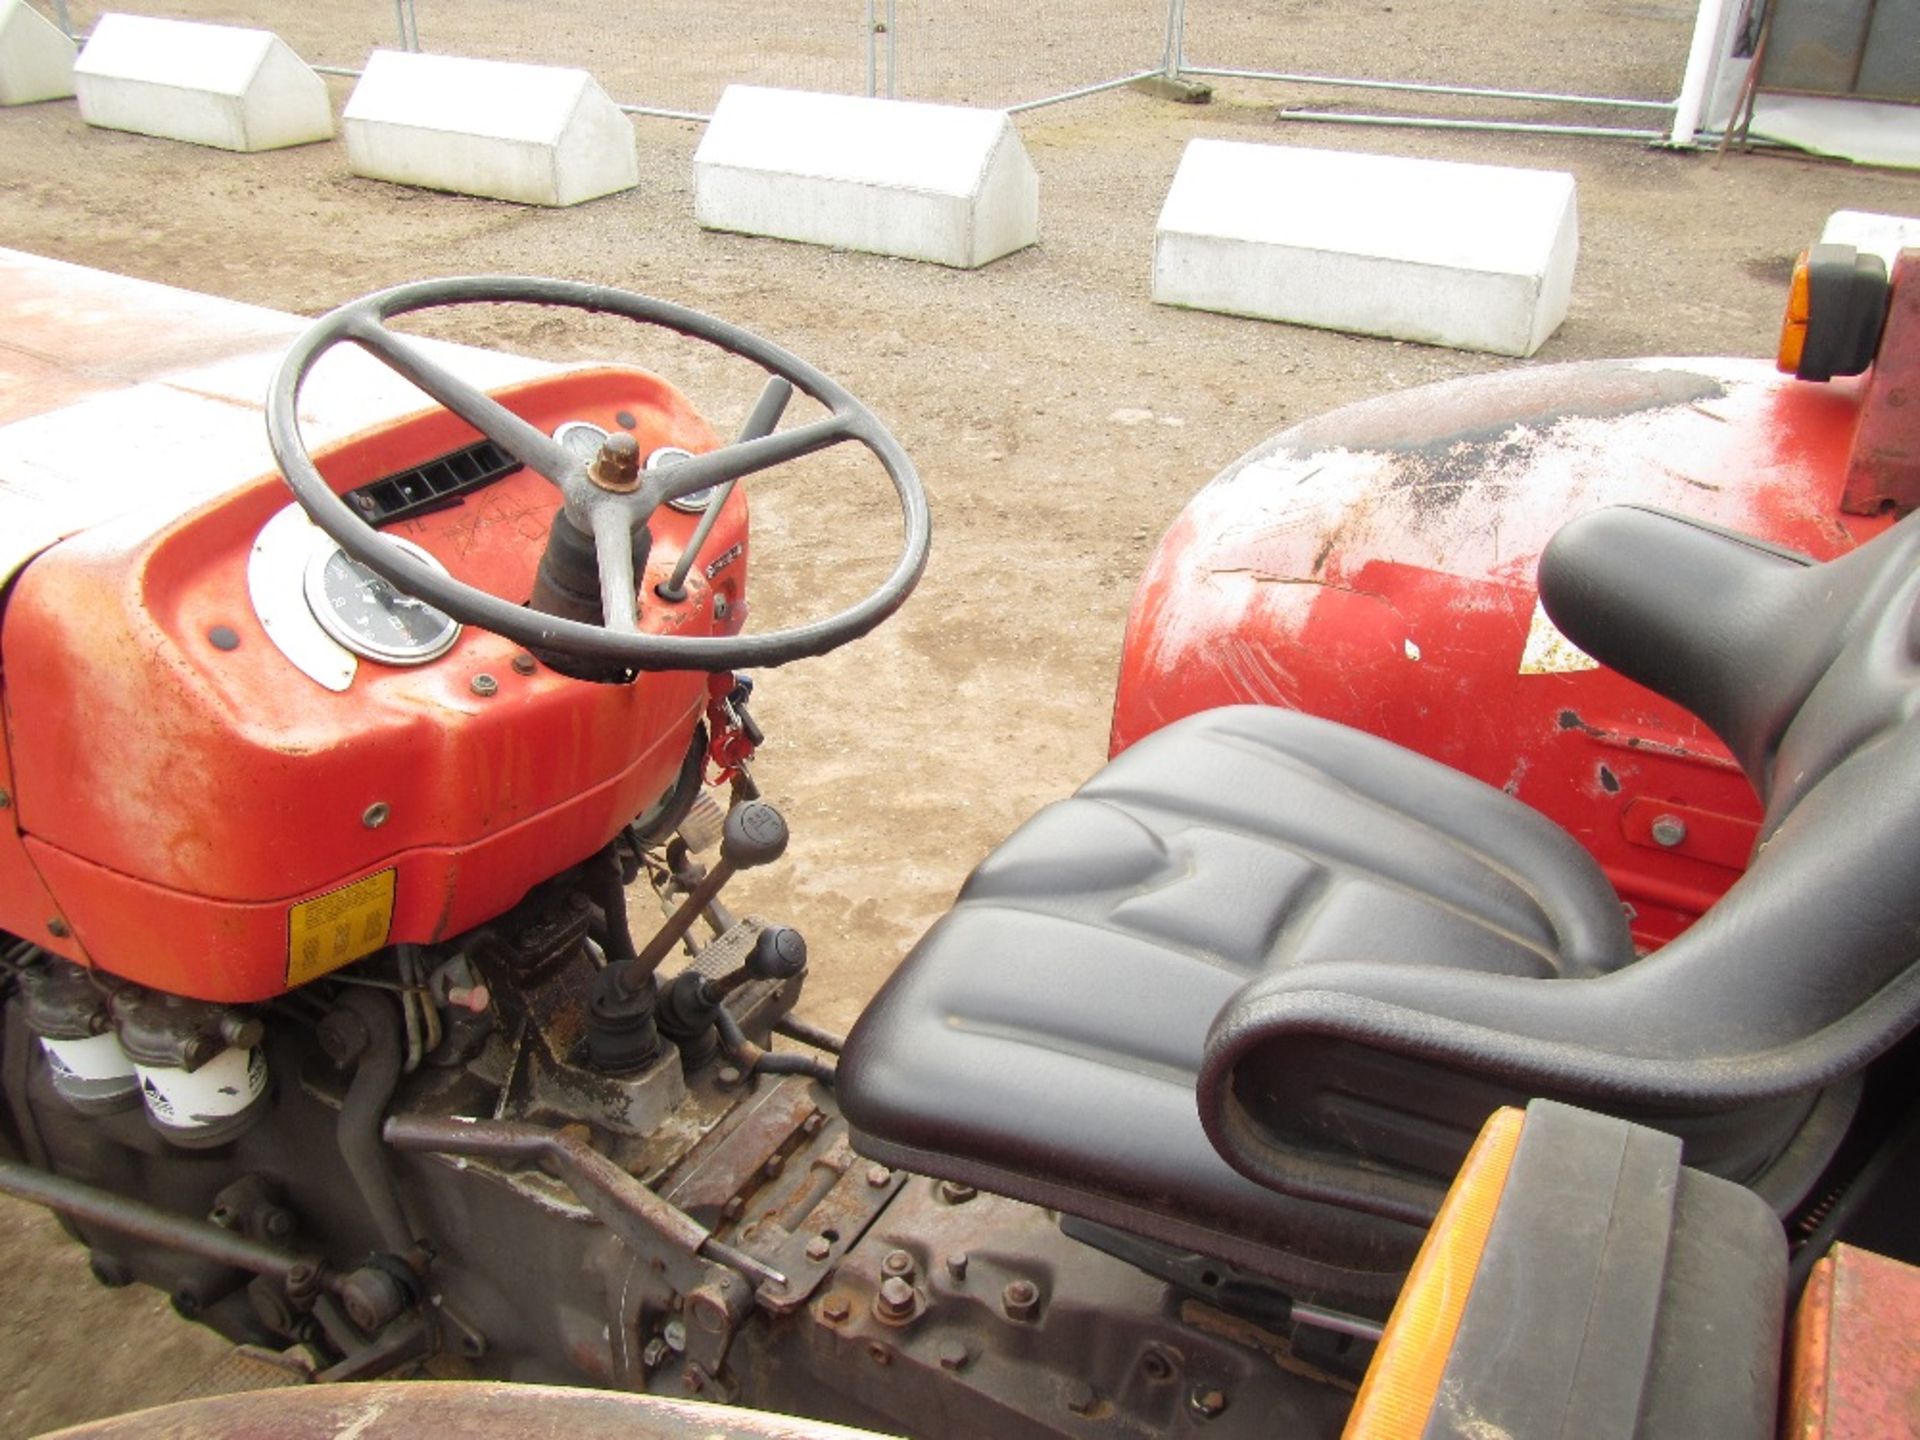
29 0 1693 143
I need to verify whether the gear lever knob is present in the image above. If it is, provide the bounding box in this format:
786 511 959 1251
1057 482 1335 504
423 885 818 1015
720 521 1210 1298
748 927 808 982
721 801 789 870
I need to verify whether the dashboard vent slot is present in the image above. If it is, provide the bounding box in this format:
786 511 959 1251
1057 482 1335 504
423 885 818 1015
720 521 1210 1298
344 439 521 525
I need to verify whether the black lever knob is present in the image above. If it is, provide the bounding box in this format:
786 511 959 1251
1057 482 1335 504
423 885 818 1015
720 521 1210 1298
748 927 808 982
721 801 789 870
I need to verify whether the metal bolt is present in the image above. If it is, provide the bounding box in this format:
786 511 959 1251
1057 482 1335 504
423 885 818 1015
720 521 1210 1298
938 1180 978 1205
1066 1380 1098 1416
875 1276 916 1321
470 674 498 697
882 1249 915 1278
866 1164 893 1189
1140 1347 1176 1383
820 1293 852 1324
722 1197 744 1222
1002 1278 1040 1322
1189 1387 1228 1420
801 1112 827 1137
938 1339 969 1372
945 1252 969 1282
589 433 642 493
641 1337 669 1369
690 1292 729 1335
716 1065 743 1088
1650 813 1688 847
763 1155 786 1180
866 1342 891 1366
805 1236 832 1262
46 918 69 939
682 1365 705 1394
510 651 537 676
362 802 390 829
662 1318 687 1352
340 1265 408 1333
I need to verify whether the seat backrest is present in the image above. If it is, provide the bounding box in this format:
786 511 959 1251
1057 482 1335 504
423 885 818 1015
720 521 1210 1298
1534 504 1916 828
1199 505 1920 1222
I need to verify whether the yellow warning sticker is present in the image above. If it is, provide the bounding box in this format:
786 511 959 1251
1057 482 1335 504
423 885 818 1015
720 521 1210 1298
286 869 397 987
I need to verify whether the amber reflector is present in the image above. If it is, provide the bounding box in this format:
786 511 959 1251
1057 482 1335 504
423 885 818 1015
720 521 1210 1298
1777 249 1813 375
1342 1107 1526 1440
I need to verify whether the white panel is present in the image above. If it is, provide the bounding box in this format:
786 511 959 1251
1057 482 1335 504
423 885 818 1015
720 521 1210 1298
1152 140 1580 358
1821 210 1920 269
0 0 76 106
343 50 638 207
73 14 332 151
693 86 1039 269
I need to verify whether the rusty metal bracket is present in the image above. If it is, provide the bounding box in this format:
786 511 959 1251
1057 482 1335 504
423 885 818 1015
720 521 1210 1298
1841 250 1920 519
384 1114 784 1378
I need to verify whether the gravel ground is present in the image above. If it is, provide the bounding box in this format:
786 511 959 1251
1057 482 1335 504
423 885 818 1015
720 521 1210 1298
3 2 1920 1430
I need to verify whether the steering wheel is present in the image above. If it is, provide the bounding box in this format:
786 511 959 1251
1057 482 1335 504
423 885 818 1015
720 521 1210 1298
265 277 930 671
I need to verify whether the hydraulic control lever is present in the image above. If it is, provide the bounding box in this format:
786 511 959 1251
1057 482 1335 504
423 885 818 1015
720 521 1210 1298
659 927 808 1046
632 801 789 978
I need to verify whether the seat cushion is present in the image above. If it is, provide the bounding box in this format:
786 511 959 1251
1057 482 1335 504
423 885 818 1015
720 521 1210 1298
839 705 1632 1304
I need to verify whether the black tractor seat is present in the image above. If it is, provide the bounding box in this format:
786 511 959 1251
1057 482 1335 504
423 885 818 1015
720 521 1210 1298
840 505 1920 1311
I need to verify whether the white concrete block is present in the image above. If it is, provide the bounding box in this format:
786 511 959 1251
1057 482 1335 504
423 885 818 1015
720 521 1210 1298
343 50 637 207
1822 210 1920 271
1153 140 1579 358
0 0 76 106
693 86 1039 269
74 14 332 151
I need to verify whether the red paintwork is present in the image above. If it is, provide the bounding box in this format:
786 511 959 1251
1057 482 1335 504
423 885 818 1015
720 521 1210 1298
1784 1245 1920 1440
1112 357 1897 949
0 367 750 1002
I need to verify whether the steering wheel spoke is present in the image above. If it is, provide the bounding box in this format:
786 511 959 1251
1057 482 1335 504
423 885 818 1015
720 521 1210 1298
345 312 577 485
644 412 858 509
590 506 642 634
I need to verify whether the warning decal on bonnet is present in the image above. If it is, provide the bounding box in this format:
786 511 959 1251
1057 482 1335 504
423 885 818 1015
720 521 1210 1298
287 868 397 986
1519 599 1600 675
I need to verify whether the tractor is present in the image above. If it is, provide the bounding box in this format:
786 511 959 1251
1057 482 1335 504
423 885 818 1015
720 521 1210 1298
0 238 1915 1439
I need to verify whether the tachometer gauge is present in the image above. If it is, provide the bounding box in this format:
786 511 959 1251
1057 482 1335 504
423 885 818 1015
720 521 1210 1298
302 537 461 666
554 420 610 462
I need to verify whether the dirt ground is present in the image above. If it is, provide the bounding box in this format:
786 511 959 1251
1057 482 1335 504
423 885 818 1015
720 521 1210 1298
3 1 1920 1429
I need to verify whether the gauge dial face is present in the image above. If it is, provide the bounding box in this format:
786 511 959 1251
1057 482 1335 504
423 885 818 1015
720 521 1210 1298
649 446 719 514
554 420 610 462
303 539 461 666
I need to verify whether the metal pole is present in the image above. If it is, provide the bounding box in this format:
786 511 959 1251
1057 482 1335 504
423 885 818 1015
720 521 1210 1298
865 0 877 97
1162 0 1187 79
658 377 792 604
618 103 714 123
1279 108 1670 141
1006 69 1161 115
0 1157 340 1295
885 0 897 98
1186 66 1674 112
48 0 72 40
